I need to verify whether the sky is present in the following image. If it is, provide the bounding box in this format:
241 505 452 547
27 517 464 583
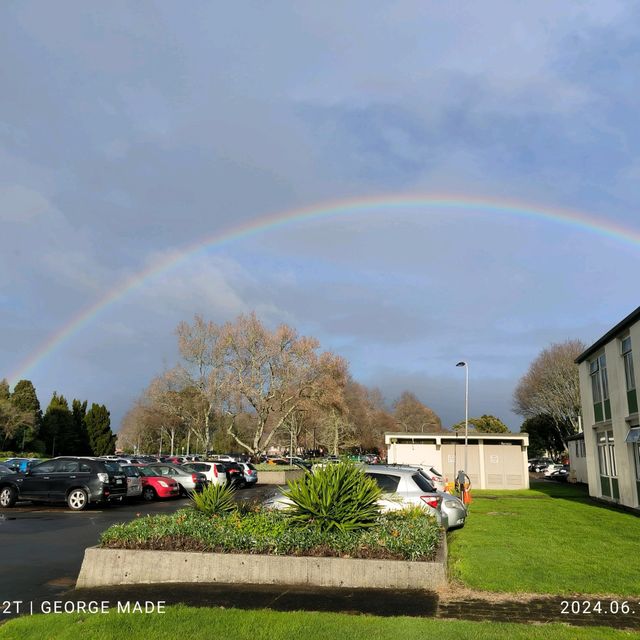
2 1 640 433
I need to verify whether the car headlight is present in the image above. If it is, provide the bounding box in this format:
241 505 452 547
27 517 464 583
158 481 169 488
445 500 462 508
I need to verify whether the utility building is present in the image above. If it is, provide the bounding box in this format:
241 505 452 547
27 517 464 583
385 432 530 490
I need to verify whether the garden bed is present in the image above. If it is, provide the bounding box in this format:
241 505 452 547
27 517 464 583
100 508 441 562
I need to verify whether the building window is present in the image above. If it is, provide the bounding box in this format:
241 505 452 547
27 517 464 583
621 336 638 414
597 429 619 499
590 354 611 422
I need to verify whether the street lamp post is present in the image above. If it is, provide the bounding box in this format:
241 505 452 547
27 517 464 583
456 361 469 473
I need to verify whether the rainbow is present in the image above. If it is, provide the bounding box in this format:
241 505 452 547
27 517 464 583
8 193 640 384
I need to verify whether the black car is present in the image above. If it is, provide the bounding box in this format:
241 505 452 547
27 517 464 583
217 461 246 487
0 457 127 511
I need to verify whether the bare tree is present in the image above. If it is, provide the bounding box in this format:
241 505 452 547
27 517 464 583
0 397 35 448
214 313 348 457
513 339 586 450
393 391 443 433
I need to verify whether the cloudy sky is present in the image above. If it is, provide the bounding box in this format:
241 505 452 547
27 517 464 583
2 1 640 432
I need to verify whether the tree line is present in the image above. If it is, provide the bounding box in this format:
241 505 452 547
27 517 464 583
118 313 518 458
0 379 116 456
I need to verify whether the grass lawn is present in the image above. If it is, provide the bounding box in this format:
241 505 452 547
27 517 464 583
0 606 636 640
447 481 640 595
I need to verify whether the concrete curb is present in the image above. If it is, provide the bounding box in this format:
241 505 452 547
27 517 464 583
76 535 447 590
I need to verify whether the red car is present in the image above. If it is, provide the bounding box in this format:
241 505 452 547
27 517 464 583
135 465 180 501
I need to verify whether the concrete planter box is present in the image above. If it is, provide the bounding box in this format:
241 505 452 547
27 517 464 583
257 469 305 485
76 537 447 590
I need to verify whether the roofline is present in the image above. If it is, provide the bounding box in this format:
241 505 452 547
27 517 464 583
384 431 527 441
575 305 640 364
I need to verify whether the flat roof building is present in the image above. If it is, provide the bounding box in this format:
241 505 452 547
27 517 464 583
575 305 640 510
385 432 529 490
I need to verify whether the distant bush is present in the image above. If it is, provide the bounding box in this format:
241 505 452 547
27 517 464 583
0 452 46 459
283 462 381 533
191 483 236 516
100 507 440 561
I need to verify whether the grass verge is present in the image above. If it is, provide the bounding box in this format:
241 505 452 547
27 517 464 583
447 481 640 595
0 605 636 640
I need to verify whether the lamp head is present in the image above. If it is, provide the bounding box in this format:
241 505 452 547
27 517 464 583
456 361 467 367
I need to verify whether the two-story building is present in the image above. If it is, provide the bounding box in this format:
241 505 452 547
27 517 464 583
575 305 640 510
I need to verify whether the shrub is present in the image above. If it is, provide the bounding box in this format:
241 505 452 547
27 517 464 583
100 507 441 561
282 462 381 533
191 483 237 516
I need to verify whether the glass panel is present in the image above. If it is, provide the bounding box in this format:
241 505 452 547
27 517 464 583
591 373 602 404
594 402 604 423
608 444 617 477
628 389 638 414
612 478 620 500
625 429 640 444
31 461 57 474
600 475 611 497
622 336 632 353
56 460 79 473
624 352 636 391
366 473 400 493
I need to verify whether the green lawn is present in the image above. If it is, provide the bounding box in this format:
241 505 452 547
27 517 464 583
447 481 640 595
0 606 636 640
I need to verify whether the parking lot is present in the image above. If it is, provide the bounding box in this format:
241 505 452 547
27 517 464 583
0 485 273 614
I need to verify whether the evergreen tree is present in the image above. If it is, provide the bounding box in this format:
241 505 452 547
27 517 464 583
85 403 116 455
42 393 76 456
10 379 43 451
72 399 91 455
0 379 10 401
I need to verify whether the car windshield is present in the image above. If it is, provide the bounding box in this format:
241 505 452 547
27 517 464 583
103 462 122 474
122 466 140 477
137 467 158 477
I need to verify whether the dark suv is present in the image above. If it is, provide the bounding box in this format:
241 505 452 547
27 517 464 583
0 457 127 511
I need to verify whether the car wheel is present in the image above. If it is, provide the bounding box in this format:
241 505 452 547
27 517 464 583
142 486 157 502
67 488 89 511
0 486 17 508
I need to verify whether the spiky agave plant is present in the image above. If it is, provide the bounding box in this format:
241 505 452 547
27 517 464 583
283 462 381 532
191 483 237 516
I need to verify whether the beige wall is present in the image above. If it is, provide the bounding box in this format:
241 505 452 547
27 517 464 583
568 439 589 484
579 320 640 510
387 440 529 490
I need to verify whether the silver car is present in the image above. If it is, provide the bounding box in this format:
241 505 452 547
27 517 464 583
264 465 449 529
384 464 467 530
146 464 207 495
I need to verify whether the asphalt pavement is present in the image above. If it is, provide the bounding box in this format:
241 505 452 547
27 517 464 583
0 485 274 617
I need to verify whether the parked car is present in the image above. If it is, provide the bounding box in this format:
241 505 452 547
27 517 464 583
134 466 181 501
119 464 144 498
549 464 570 482
237 462 259 487
216 461 246 487
182 462 227 487
210 454 236 462
145 463 207 495
264 464 449 529
0 457 127 510
3 458 42 473
543 463 565 477
384 464 467 529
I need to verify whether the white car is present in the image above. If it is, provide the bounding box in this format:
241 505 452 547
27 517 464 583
543 463 565 477
183 462 227 486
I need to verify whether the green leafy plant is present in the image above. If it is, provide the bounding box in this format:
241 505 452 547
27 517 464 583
191 483 236 516
282 462 382 532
